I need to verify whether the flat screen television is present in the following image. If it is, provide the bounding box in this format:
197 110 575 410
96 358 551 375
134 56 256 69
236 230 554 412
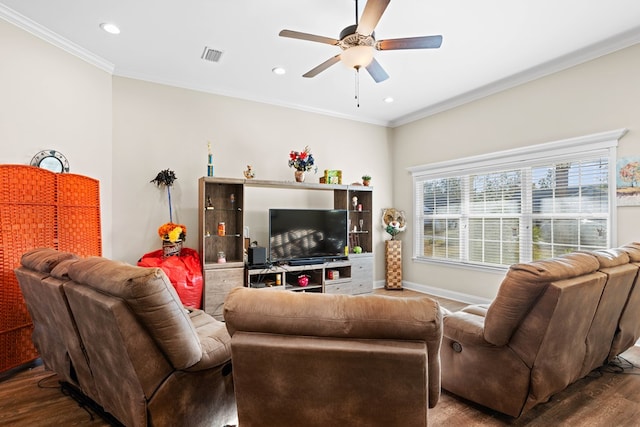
269 208 348 264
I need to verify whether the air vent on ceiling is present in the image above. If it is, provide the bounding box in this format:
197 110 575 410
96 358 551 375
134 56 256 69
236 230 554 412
201 47 223 63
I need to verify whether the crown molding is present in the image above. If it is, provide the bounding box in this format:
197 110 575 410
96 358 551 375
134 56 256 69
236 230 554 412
389 27 640 128
0 3 114 74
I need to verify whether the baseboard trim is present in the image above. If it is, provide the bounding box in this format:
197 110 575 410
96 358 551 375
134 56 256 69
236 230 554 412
374 280 492 305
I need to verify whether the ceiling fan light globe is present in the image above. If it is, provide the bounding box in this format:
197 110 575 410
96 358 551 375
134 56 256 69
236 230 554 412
340 45 374 69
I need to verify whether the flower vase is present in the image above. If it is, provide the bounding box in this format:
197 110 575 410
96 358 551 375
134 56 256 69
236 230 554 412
162 239 183 258
294 170 305 182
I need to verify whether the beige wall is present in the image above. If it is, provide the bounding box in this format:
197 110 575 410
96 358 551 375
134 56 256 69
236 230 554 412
112 77 393 280
0 19 113 256
4 16 640 295
392 43 640 300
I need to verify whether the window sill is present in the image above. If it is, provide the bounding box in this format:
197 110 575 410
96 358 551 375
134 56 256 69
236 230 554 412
412 256 508 274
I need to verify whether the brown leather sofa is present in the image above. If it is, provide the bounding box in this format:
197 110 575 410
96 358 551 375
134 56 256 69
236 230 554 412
224 287 443 427
441 243 640 417
608 243 640 360
15 248 237 427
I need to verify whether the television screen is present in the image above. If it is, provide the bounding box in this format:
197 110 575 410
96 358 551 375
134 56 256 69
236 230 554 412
269 209 348 264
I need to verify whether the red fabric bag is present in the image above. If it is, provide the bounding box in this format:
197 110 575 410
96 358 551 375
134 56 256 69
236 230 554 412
138 247 203 309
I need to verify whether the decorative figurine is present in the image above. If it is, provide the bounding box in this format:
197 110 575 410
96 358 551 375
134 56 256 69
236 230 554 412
207 142 214 177
243 165 255 179
382 208 407 240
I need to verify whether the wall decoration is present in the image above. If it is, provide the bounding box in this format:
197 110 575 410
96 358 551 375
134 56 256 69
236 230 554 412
30 149 70 173
616 156 640 206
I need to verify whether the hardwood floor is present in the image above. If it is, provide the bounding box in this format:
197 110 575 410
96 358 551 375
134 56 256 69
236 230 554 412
0 361 109 426
0 288 638 426
430 348 640 426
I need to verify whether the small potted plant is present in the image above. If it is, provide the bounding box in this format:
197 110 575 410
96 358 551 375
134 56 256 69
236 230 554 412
362 174 371 186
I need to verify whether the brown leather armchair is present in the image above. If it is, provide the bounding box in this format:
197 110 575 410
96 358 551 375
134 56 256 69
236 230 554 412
224 287 443 427
441 248 640 417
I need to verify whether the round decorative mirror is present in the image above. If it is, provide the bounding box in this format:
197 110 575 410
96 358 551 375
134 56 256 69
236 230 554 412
30 150 70 173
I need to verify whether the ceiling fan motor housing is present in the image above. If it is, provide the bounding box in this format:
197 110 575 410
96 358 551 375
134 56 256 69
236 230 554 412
339 24 375 50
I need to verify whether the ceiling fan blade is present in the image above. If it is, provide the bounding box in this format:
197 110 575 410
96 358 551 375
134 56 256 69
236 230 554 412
377 35 443 50
279 29 339 46
356 0 390 36
303 54 342 78
365 58 389 83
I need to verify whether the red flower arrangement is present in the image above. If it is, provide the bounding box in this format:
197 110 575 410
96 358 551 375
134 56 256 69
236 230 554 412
288 146 316 172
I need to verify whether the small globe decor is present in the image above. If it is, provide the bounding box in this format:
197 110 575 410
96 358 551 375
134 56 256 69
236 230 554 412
297 274 310 287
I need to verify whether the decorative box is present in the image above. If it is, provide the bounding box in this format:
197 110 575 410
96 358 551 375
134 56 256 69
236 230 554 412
327 269 339 280
323 170 342 184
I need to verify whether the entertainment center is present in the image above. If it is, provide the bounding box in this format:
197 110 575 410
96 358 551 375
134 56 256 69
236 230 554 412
198 177 374 320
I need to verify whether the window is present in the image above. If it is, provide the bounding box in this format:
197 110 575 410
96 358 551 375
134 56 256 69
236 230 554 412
410 129 626 269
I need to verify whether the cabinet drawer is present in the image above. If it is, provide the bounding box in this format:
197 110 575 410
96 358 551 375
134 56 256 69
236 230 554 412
204 267 244 320
325 282 353 295
351 281 372 295
350 257 373 283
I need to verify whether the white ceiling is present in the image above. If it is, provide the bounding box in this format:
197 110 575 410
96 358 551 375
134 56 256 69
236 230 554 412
2 1 640 127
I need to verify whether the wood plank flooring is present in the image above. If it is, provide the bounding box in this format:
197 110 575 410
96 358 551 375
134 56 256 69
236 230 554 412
0 289 638 426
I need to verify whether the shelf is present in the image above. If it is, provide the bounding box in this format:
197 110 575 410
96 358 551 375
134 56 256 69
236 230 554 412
325 278 351 286
204 207 242 212
204 234 242 238
349 231 369 234
204 260 244 269
245 179 347 191
201 177 373 192
286 284 322 292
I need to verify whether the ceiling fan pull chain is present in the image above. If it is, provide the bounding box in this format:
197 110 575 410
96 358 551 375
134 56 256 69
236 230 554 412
355 68 360 108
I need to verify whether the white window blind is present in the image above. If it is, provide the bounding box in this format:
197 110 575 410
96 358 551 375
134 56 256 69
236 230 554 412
410 129 625 269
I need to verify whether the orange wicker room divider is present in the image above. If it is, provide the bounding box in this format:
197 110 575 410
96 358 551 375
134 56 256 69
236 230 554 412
0 165 101 373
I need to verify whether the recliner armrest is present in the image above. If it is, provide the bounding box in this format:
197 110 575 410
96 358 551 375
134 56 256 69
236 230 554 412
444 310 493 347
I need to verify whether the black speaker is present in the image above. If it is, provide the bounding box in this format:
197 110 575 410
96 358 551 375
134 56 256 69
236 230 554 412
248 246 267 266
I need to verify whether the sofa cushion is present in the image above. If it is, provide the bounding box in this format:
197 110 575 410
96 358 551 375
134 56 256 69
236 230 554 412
20 247 77 273
621 242 640 262
589 248 630 267
484 252 599 346
50 258 79 279
67 256 203 369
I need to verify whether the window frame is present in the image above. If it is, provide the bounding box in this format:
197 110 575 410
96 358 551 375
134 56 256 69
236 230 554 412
409 129 626 271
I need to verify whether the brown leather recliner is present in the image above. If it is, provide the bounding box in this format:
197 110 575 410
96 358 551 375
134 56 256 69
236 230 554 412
15 248 237 427
441 249 640 417
580 247 637 376
15 248 99 401
224 287 443 427
609 242 640 360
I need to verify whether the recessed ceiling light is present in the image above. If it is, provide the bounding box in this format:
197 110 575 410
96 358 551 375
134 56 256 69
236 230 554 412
99 23 120 35
272 67 286 75
383 97 394 103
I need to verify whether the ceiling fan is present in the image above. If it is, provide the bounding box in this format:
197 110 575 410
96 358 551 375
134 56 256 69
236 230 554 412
279 0 443 83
